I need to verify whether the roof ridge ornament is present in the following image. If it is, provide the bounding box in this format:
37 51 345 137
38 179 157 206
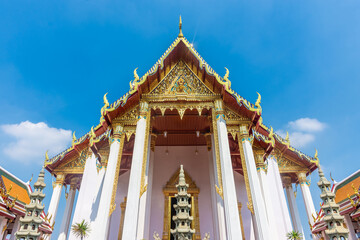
178 15 184 38
311 149 320 167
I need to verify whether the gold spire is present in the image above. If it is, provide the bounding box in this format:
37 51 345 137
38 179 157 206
178 15 184 38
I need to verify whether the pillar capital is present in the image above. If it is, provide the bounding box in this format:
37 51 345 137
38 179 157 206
254 150 266 171
54 174 65 187
112 124 124 139
69 177 80 190
282 176 293 188
214 99 225 118
139 101 149 117
297 172 309 185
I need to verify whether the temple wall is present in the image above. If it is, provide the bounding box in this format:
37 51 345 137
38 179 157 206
108 171 130 240
150 146 215 239
234 171 254 239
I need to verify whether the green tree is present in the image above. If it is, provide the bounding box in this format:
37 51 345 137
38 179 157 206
287 230 303 240
71 220 91 240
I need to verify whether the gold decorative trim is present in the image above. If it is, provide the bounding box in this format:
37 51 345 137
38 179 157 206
211 109 223 199
139 108 151 198
237 125 254 215
238 202 246 240
118 197 127 240
109 133 126 216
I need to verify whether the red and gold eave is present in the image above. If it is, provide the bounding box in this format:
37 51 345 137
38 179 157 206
45 34 317 175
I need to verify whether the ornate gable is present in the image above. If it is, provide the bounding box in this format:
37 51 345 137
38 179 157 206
145 60 217 101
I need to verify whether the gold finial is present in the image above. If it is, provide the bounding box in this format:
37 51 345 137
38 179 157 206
178 15 184 38
103 93 109 107
311 149 320 166
43 150 50 167
285 131 290 142
72 131 76 145
134 67 139 81
255 92 261 108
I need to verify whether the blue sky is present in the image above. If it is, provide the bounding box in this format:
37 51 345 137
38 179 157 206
0 0 359 239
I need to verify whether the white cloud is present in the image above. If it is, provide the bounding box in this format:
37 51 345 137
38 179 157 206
289 118 326 132
1 121 72 164
277 118 326 148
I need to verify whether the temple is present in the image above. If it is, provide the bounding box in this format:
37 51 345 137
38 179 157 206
43 17 323 240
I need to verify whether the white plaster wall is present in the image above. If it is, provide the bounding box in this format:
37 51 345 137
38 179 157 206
149 146 214 239
234 171 255 240
108 171 130 240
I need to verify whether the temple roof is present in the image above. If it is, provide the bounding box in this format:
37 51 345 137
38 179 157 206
44 20 318 175
0 166 30 205
334 169 360 203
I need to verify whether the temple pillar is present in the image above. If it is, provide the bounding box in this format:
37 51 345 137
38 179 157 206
0 217 7 239
238 124 271 239
207 132 226 240
283 177 304 237
297 172 316 227
136 133 152 239
122 101 150 240
254 151 280 239
93 124 125 240
47 174 65 226
9 216 20 240
344 214 357 240
214 100 243 240
58 178 78 240
70 152 95 227
267 156 292 238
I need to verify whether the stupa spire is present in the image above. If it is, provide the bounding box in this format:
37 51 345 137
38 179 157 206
316 153 348 239
16 168 47 240
178 15 184 38
170 165 195 240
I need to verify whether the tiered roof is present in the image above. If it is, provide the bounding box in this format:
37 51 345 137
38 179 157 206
44 18 318 177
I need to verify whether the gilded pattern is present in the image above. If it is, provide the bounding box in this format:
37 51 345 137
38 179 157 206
150 61 213 96
139 104 151 198
109 133 126 216
211 108 224 199
237 125 254 214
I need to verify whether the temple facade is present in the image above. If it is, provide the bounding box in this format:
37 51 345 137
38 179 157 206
44 18 322 240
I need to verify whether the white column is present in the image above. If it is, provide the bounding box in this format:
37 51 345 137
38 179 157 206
58 179 77 240
207 133 226 239
93 126 125 240
143 150 154 240
284 178 304 237
214 100 243 240
47 174 65 226
255 153 280 239
240 125 271 239
122 102 149 240
0 217 8 240
136 134 151 239
9 216 20 240
344 214 357 240
298 172 316 226
267 157 293 238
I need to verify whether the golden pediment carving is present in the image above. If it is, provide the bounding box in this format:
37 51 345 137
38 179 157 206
113 107 139 125
149 61 215 97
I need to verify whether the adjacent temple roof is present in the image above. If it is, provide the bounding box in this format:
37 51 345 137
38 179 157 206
0 166 53 234
312 169 360 234
44 17 318 176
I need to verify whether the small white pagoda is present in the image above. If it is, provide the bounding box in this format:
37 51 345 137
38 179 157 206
171 165 195 240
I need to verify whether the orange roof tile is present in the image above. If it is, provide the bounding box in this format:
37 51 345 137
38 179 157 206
1 176 30 204
335 174 360 203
